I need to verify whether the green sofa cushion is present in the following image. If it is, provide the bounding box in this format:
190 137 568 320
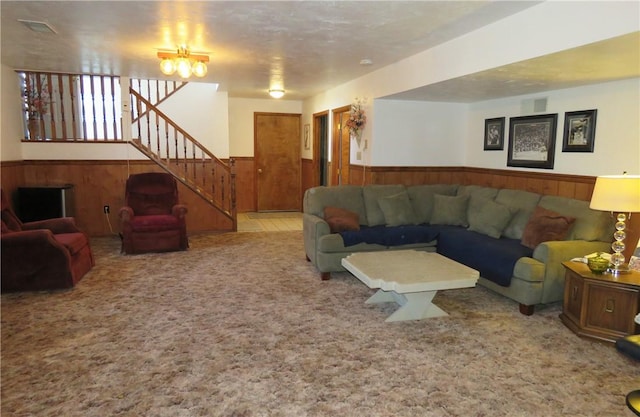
459 185 501 233
430 194 469 227
378 191 418 226
362 185 406 227
495 189 542 239
468 199 517 239
407 184 458 224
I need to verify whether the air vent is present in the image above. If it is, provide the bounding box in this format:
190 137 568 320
18 19 57 34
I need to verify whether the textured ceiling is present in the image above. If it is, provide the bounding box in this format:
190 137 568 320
1 1 638 101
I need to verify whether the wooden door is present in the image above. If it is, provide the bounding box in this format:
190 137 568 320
255 112 301 211
331 105 351 185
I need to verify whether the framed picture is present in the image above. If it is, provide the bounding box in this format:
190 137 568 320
562 109 597 152
304 124 310 150
507 114 558 169
484 117 505 150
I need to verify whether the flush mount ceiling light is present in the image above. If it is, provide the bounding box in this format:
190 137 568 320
18 19 57 34
157 46 209 79
269 89 285 99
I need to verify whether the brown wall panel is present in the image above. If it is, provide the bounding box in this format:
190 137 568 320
231 157 255 213
301 158 315 196
0 162 25 204
4 160 234 237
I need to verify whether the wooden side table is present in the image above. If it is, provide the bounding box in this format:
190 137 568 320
560 261 640 343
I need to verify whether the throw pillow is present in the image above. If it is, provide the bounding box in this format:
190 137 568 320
430 194 470 227
521 206 576 249
468 199 517 239
377 191 418 227
323 206 360 233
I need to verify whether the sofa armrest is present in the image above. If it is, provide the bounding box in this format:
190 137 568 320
303 213 330 264
532 239 611 303
21 217 80 234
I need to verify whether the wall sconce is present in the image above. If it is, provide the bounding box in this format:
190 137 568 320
158 46 209 79
269 89 285 99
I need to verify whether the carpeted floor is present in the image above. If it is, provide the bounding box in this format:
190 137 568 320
1 231 638 417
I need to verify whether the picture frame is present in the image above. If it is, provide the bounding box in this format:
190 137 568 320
484 117 505 150
304 124 310 150
562 109 597 152
507 113 558 169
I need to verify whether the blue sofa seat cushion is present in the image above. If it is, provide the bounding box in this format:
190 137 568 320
436 226 533 287
340 225 440 247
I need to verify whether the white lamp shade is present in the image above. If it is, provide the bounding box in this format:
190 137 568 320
590 175 640 213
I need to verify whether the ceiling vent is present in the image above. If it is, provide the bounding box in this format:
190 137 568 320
18 19 57 34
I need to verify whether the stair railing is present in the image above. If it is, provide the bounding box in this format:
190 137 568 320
129 88 236 225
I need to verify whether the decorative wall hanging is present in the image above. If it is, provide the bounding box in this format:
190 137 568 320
346 98 367 146
562 109 597 152
484 117 505 150
507 114 558 169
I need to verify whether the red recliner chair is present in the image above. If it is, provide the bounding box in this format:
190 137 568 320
119 172 188 254
0 189 95 292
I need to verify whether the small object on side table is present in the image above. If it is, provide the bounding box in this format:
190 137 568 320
587 252 611 274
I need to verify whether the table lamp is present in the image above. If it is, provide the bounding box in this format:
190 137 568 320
589 173 640 274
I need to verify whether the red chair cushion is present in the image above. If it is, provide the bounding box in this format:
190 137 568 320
130 214 180 232
53 232 89 255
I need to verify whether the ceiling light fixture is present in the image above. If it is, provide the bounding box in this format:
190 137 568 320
18 19 57 34
157 46 209 79
269 89 285 99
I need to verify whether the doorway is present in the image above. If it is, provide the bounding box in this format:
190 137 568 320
331 105 351 185
313 111 329 186
254 112 301 211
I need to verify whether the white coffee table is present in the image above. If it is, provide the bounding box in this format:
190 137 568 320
341 250 479 322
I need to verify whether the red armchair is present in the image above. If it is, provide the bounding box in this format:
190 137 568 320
119 172 188 254
1 189 94 292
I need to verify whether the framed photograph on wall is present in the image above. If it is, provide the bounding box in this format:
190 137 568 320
304 124 310 150
484 117 505 150
562 109 597 152
507 114 558 169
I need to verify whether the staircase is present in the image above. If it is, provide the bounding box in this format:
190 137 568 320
18 71 236 231
129 80 237 230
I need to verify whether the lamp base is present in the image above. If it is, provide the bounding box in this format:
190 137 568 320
607 264 631 275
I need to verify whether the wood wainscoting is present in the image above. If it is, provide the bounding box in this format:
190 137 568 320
3 160 638 259
349 164 639 261
1 160 235 237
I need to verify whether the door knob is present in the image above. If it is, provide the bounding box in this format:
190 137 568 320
258 168 263 174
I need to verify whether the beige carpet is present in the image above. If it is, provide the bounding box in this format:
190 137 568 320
1 231 638 417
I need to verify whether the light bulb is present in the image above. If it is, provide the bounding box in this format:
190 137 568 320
176 58 192 78
192 61 207 77
160 58 176 75
269 89 285 99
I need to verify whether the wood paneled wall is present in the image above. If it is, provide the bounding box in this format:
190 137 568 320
1 160 234 237
349 164 639 260
3 160 638 261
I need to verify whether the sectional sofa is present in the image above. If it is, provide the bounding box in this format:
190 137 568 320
303 184 614 315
